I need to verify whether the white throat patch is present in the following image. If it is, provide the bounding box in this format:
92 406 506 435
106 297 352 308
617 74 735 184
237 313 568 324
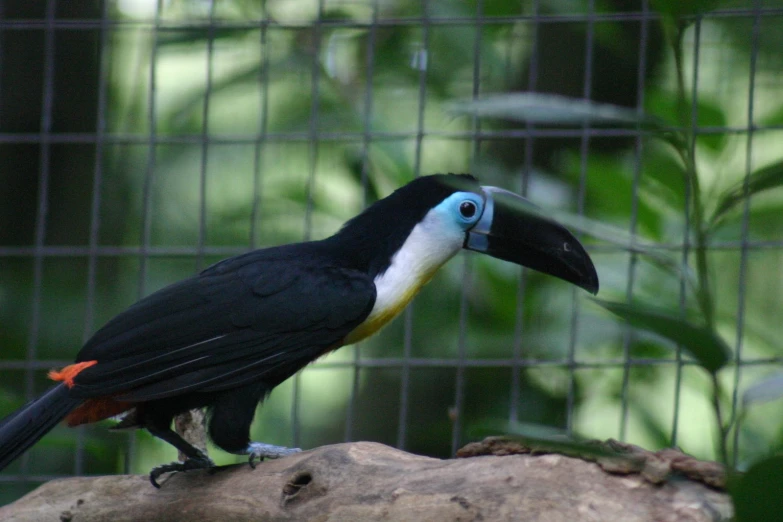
344 209 464 344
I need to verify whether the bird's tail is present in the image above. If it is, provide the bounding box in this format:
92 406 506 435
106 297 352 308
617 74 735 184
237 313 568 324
0 384 82 471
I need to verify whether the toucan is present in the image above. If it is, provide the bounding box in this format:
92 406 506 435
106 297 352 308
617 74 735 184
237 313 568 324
0 174 598 487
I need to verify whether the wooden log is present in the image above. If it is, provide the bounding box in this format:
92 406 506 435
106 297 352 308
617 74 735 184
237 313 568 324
0 441 733 522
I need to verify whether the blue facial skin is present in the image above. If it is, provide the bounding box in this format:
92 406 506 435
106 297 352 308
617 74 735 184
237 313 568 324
432 191 486 233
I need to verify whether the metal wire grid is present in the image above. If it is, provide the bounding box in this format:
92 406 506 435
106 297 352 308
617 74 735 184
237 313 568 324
0 5 781 28
0 0 776 487
731 5 763 469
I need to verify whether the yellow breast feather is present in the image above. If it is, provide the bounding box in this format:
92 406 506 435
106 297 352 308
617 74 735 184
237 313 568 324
343 270 437 345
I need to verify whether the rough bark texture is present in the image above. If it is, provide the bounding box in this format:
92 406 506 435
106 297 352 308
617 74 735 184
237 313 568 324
1 441 733 522
174 409 208 462
457 437 729 489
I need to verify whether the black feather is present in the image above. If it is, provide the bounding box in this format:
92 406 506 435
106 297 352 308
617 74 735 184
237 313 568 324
330 173 479 277
71 250 375 400
0 385 81 469
0 173 477 471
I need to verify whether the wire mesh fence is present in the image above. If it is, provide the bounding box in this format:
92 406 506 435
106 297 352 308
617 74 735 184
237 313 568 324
1 0 782 504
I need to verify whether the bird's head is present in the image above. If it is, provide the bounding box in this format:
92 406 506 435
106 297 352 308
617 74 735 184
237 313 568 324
333 173 598 295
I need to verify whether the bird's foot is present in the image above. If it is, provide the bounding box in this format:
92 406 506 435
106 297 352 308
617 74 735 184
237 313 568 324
149 453 215 488
245 442 302 469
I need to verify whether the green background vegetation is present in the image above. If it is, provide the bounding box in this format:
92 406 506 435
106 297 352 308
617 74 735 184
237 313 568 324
1 0 782 516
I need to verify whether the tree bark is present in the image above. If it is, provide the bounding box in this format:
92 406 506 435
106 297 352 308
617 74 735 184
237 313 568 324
174 409 208 462
0 441 732 522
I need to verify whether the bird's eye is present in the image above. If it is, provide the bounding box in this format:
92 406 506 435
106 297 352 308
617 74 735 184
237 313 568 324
459 201 477 219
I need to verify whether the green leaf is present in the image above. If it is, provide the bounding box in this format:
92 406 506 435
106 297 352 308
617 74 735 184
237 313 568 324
743 373 783 406
758 104 783 127
451 93 666 129
592 299 730 374
650 0 720 20
170 63 264 123
710 160 783 229
641 143 687 212
645 90 728 152
562 152 665 240
732 455 783 522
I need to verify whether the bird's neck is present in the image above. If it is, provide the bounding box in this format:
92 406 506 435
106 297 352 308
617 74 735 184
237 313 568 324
343 220 462 345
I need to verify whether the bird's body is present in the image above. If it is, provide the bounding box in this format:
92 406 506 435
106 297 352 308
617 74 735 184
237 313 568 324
0 174 598 486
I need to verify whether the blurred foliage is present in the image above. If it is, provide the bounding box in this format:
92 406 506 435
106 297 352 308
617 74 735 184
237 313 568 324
731 455 783 522
593 299 731 373
1 0 783 511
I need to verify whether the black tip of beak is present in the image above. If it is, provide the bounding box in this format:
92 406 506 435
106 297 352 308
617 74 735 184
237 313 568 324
566 243 600 295
499 226 600 295
465 187 599 295
583 273 600 295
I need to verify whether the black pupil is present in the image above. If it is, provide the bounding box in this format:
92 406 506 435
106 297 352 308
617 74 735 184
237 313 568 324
460 201 476 218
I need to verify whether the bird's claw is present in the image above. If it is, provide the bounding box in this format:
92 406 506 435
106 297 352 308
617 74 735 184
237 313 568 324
246 442 301 469
149 455 215 488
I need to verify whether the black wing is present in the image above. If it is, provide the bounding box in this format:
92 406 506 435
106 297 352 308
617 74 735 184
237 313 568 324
69 245 375 401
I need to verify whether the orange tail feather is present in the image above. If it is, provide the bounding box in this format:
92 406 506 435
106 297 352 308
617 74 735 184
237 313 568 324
48 360 97 388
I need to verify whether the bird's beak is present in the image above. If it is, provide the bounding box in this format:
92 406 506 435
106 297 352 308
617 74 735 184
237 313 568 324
464 186 599 294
